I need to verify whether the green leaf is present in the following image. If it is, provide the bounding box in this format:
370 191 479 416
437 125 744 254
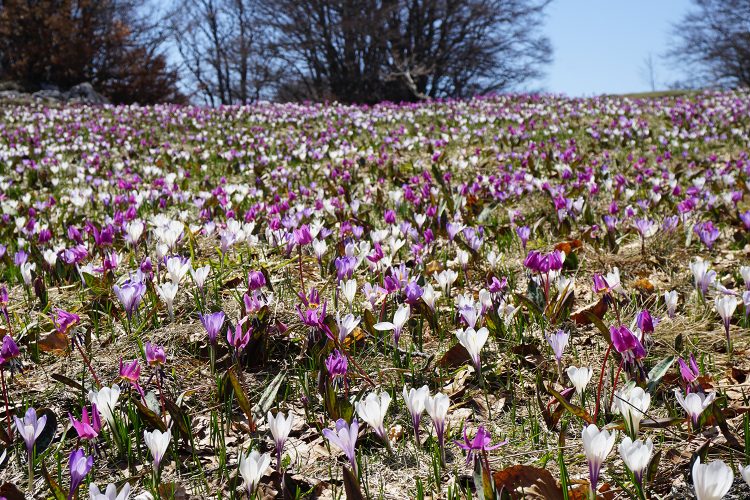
342 465 364 500
226 368 255 428
253 371 285 421
646 356 675 393
42 465 68 500
132 397 167 432
35 408 57 455
547 386 594 424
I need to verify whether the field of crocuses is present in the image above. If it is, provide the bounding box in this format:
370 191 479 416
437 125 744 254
0 91 749 499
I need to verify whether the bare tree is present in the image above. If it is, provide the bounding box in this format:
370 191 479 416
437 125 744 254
263 0 551 103
639 53 657 92
170 0 275 105
670 0 750 88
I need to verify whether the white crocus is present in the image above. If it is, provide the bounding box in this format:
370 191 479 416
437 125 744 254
190 265 210 289
582 424 616 492
664 290 678 318
566 366 593 400
355 391 391 441
20 261 36 286
125 221 144 246
421 283 440 311
239 449 271 497
618 437 653 483
88 384 121 426
675 389 716 425
156 282 179 319
742 464 750 487
340 279 357 306
715 295 738 335
335 312 361 344
614 386 650 437
692 457 733 500
373 304 410 346
267 411 293 469
165 257 191 284
434 269 458 295
89 482 131 500
455 327 489 373
43 249 58 267
143 428 171 468
402 385 429 441
741 265 750 289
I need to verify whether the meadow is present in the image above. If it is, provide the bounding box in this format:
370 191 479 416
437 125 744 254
0 91 749 499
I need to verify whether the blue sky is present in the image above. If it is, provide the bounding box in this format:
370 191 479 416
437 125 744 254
541 0 691 95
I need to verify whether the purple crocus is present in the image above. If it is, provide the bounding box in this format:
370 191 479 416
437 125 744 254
113 281 146 320
693 221 719 249
741 210 750 230
403 281 424 304
293 225 312 246
325 350 348 382
334 256 357 282
14 407 47 454
68 448 94 500
546 329 570 362
145 341 166 366
455 425 507 466
516 226 531 249
53 309 80 335
200 311 225 344
247 270 266 290
322 418 359 473
0 335 20 366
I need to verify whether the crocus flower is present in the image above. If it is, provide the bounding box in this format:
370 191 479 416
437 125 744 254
421 283 440 311
145 342 166 366
373 304 410 346
53 309 80 335
293 225 312 246
566 366 593 400
402 385 429 442
546 329 569 362
614 386 650 437
267 411 293 470
89 482 131 500
113 281 146 320
325 350 348 382
199 311 225 344
69 404 101 440
434 269 458 295
742 464 750 487
335 312 360 344
165 256 191 284
88 384 121 426
692 457 733 500
191 265 210 289
690 258 716 299
675 389 716 425
247 270 266 290
14 407 47 453
239 449 271 497
455 425 507 466
426 392 450 459
664 290 678 318
144 428 171 468
68 448 94 500
156 281 179 319
516 226 530 248
455 326 489 373
0 335 20 366
619 436 653 484
340 279 357 306
20 261 36 286
322 418 359 473
715 295 737 343
694 221 720 249
355 391 391 442
582 424 616 494
740 265 750 290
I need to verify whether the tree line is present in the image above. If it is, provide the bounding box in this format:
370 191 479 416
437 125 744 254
0 0 747 104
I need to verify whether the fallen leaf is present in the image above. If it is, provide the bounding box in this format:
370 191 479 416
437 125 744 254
493 465 563 499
